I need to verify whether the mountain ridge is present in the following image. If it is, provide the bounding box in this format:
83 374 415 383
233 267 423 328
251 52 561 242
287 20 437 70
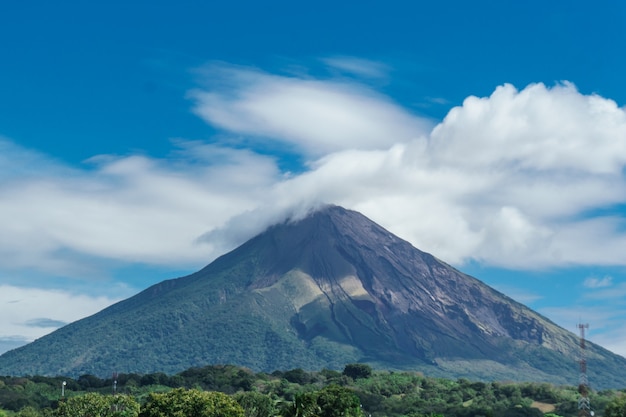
1 205 624 388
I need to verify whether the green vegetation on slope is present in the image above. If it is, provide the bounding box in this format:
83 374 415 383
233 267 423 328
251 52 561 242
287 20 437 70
3 206 626 389
0 364 624 417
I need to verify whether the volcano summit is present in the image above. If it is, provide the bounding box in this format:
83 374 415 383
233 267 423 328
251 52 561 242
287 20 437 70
1 205 624 388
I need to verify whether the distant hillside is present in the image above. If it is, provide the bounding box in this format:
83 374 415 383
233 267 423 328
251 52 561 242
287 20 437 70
1 205 625 388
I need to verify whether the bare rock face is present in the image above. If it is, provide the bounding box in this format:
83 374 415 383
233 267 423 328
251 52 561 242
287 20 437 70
243 206 555 360
1 205 625 388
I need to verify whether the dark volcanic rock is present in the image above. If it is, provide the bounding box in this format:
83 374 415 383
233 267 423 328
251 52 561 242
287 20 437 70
1 205 625 388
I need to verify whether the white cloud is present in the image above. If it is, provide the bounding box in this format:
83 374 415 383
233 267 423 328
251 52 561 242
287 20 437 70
292 81 626 269
0 139 283 278
3 64 626 353
593 322 626 360
584 281 626 300
539 303 626 358
429 82 626 174
584 275 613 288
189 64 432 156
321 56 390 79
0 285 121 353
3 73 626 280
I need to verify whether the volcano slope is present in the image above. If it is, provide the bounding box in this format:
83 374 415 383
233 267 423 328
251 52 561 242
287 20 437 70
1 205 624 388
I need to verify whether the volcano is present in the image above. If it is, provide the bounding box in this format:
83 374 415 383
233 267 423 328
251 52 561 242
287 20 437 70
1 205 624 388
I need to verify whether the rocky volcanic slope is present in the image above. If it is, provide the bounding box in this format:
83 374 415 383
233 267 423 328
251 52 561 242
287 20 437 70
1 205 625 388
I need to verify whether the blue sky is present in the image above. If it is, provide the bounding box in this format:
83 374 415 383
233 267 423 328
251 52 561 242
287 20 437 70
2 0 626 369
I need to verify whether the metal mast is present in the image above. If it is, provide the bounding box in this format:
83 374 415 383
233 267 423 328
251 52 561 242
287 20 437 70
112 372 118 394
577 323 593 417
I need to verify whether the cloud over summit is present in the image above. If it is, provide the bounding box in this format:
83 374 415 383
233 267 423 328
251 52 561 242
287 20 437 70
2 62 626 354
2 67 626 281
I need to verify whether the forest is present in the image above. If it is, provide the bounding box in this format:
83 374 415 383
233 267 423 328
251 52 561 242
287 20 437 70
0 364 625 417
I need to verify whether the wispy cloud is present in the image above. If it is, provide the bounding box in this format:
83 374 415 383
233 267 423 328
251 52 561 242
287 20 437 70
0 140 282 278
2 62 626 355
3 68 626 276
189 64 432 156
2 68 626 277
584 281 626 300
0 285 121 353
584 275 613 288
539 277 626 358
593 322 626 359
322 56 391 79
23 318 68 328
0 336 29 356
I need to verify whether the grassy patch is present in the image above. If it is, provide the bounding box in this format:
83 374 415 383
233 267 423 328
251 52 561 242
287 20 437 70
531 401 556 413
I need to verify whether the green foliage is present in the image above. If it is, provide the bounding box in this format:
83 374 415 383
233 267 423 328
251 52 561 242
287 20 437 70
139 388 243 417
178 366 255 393
281 392 319 417
353 371 422 396
605 394 626 417
319 369 341 381
54 392 139 417
343 364 372 380
283 369 312 385
16 406 43 417
1 365 625 417
234 391 277 417
77 375 108 390
0 377 53 411
3 206 626 391
280 384 363 417
316 385 363 417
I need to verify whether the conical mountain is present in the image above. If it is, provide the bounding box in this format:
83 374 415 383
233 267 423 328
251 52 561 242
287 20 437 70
1 205 625 388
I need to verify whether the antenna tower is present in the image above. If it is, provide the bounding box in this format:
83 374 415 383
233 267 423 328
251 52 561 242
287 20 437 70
577 323 593 417
112 372 118 395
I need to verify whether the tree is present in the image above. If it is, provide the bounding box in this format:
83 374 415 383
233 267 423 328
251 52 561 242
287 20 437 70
283 369 311 385
234 392 277 417
605 394 626 417
15 406 42 417
319 369 341 382
77 374 106 389
316 385 363 417
54 392 139 417
281 392 319 417
342 364 372 380
139 388 243 417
